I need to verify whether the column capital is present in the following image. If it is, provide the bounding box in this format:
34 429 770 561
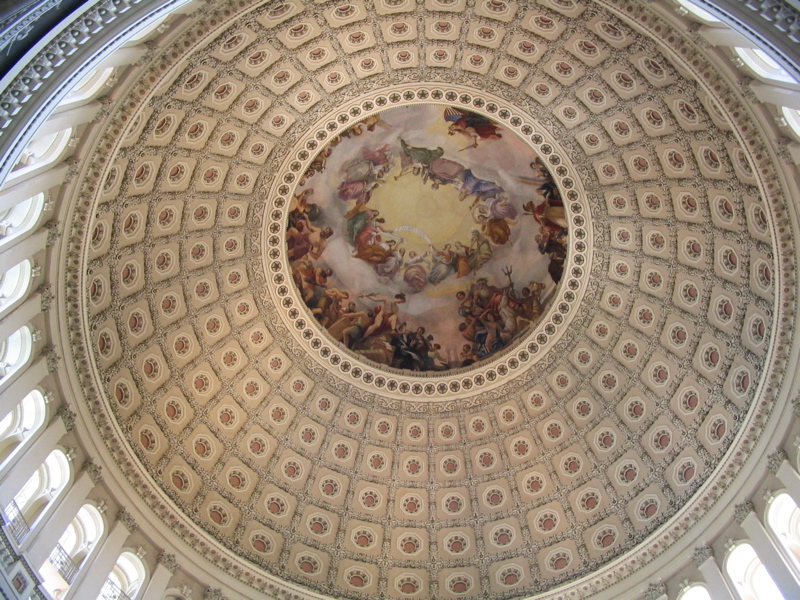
45 345 61 373
690 29 712 48
117 508 138 532
57 404 76 432
768 449 789 474
736 75 758 102
82 459 103 484
691 544 714 566
733 501 755 524
645 581 666 600
158 550 179 573
39 285 53 312
45 220 62 247
204 588 227 600
792 395 800 419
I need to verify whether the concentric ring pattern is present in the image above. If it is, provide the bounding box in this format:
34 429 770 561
266 88 593 398
64 0 792 598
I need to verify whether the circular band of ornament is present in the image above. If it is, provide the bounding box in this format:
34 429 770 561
262 85 592 400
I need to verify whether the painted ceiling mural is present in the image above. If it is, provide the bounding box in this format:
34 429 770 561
289 104 566 372
60 0 795 598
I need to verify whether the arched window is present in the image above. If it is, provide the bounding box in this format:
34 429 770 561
0 326 35 384
766 492 800 572
781 107 800 142
58 504 104 566
100 551 146 600
0 193 47 252
0 389 48 466
41 504 104 594
6 129 73 184
675 0 722 23
124 16 170 43
58 67 115 109
0 260 34 318
677 583 712 600
735 48 798 84
6 449 70 543
725 541 786 600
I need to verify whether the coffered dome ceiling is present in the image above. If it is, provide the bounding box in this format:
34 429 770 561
61 0 795 597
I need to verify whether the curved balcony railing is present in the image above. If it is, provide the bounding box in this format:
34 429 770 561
47 542 78 584
98 578 133 600
3 500 29 544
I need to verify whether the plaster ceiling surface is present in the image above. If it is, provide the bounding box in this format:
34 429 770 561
59 0 797 598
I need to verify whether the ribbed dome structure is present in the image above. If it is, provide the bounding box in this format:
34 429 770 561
2 1 800 599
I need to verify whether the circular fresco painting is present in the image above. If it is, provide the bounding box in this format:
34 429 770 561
287 104 567 372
